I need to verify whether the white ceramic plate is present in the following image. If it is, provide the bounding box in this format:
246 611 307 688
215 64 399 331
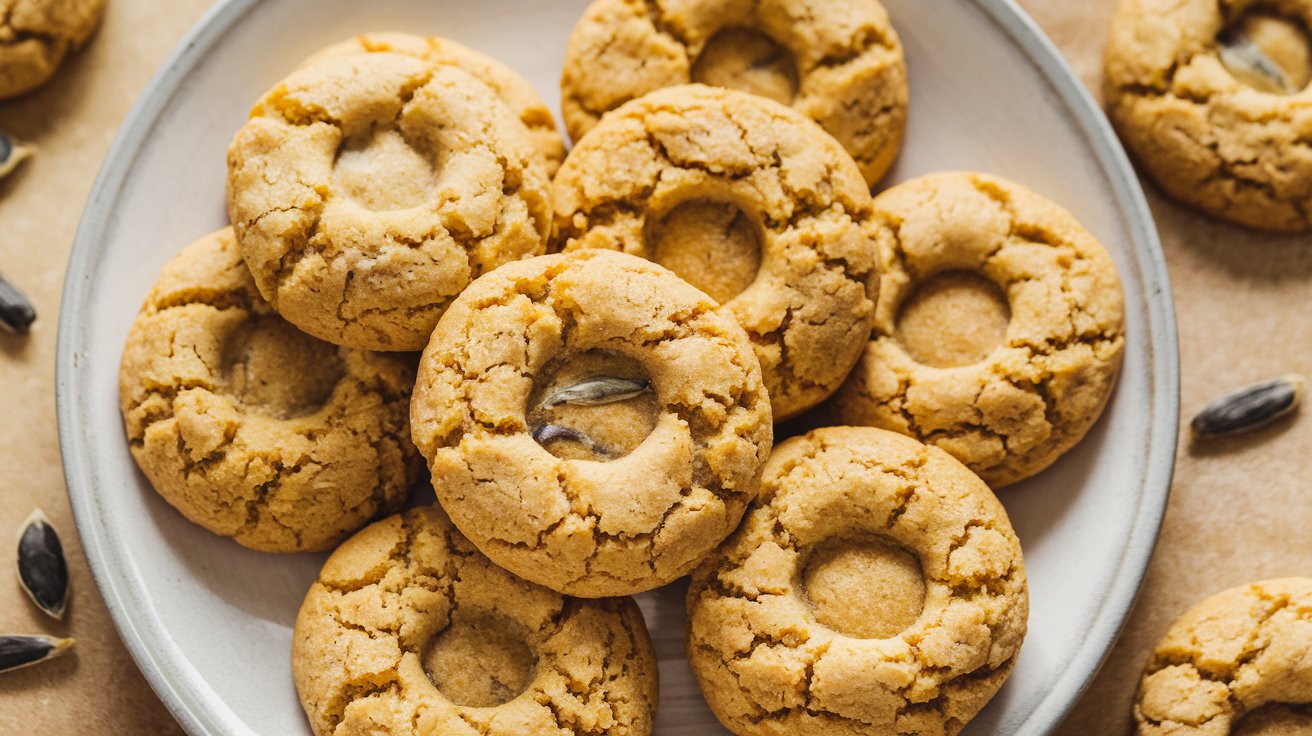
57 1 1178 734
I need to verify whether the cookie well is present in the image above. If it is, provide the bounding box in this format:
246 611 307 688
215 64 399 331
527 349 660 462
690 26 800 107
1217 5 1312 94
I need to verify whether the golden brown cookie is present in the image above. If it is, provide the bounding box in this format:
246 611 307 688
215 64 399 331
1106 0 1312 231
300 32 566 176
687 427 1028 736
827 172 1126 488
0 0 105 99
293 506 659 736
552 84 880 422
410 249 773 597
226 52 551 352
1134 578 1312 735
118 228 420 553
560 0 908 187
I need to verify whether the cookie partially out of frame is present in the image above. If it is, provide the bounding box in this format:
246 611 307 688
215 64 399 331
828 172 1125 488
1135 578 1312 735
560 0 908 187
1106 0 1312 231
227 52 551 351
118 229 420 552
687 426 1027 736
0 0 106 99
294 506 659 736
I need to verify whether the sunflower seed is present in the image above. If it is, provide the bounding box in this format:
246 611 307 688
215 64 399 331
1219 30 1294 94
0 130 33 180
0 635 73 674
530 423 616 458
1191 374 1305 438
539 376 651 409
17 508 68 620
0 272 36 334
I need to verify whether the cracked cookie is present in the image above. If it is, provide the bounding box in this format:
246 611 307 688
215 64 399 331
410 249 773 597
118 228 420 552
293 506 659 736
827 172 1125 488
0 0 105 99
552 84 880 422
1134 577 1312 735
300 32 566 177
226 51 552 352
560 0 908 188
1106 0 1312 231
687 426 1028 736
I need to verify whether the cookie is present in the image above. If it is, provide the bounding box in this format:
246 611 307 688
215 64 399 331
226 51 551 352
827 172 1125 488
293 506 659 736
410 249 773 597
552 84 880 421
687 426 1028 736
300 32 566 176
1134 578 1312 735
560 0 908 188
1105 0 1312 231
0 0 105 99
118 228 420 553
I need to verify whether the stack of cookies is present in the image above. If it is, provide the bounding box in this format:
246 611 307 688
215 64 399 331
117 1 1127 734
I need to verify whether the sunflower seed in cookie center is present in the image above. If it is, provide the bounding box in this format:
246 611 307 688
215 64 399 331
422 614 537 708
1219 12 1312 94
646 199 763 304
895 270 1011 368
332 127 440 211
0 129 34 180
1232 703 1312 735
802 535 926 640
691 26 800 106
528 351 659 462
221 317 344 419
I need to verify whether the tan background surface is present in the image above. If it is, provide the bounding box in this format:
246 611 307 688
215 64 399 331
0 0 1306 733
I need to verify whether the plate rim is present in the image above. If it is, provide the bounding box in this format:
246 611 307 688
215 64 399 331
55 0 1180 734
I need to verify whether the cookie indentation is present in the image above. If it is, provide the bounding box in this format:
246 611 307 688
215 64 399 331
423 613 537 708
332 128 440 211
220 316 344 418
1232 703 1312 735
1218 10 1312 95
528 350 659 461
802 535 926 639
646 199 763 304
894 270 1010 368
691 27 798 106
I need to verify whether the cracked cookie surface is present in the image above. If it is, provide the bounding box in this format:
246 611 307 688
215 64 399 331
0 0 104 99
1134 577 1312 735
293 506 659 736
300 32 566 177
1105 0 1312 231
560 0 908 187
226 52 551 352
118 228 420 552
410 249 773 597
552 84 880 422
827 172 1125 488
687 426 1028 736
